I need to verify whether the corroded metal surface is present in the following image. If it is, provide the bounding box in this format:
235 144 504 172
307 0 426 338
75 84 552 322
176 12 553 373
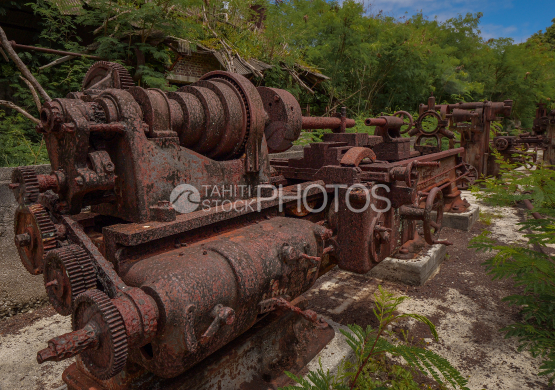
10 61 463 389
417 95 513 177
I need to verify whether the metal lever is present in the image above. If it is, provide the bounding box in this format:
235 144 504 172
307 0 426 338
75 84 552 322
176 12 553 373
201 304 235 342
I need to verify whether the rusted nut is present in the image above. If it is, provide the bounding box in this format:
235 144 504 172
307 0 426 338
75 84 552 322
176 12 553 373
105 162 115 173
75 177 84 186
15 233 32 248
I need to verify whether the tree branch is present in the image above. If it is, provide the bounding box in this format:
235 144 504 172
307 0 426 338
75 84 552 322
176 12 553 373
37 55 75 71
0 26 51 102
19 76 42 112
93 10 131 35
0 46 8 61
0 100 40 124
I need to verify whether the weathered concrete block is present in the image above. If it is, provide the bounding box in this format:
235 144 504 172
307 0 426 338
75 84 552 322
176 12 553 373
0 164 51 319
431 204 480 232
304 318 355 380
368 244 447 286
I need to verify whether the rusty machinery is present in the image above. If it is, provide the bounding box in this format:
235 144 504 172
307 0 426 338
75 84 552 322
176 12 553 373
414 95 514 179
10 62 459 389
532 102 555 166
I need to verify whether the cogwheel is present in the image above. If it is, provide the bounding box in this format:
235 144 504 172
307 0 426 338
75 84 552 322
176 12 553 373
44 245 97 316
14 204 57 275
82 61 135 91
11 166 40 205
73 290 128 380
495 137 509 151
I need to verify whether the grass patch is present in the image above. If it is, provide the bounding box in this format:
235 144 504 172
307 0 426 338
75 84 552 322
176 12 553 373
479 211 503 226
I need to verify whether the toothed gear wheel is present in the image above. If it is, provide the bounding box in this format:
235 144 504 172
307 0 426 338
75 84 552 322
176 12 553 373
11 166 40 205
44 245 97 315
14 204 57 275
82 61 135 91
73 290 128 380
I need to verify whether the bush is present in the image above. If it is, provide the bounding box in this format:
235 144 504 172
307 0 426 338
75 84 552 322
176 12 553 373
281 286 469 390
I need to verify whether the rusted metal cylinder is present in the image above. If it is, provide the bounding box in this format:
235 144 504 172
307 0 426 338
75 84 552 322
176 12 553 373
301 116 356 130
364 118 387 127
121 217 328 378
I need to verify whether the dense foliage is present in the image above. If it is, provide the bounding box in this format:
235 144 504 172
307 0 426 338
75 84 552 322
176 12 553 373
470 155 555 383
1 1 554 165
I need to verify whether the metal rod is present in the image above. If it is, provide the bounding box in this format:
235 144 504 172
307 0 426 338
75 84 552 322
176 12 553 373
10 41 104 60
301 116 356 130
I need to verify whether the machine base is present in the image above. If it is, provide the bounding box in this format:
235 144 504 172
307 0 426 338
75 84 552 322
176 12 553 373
62 305 335 390
369 244 447 286
431 204 480 231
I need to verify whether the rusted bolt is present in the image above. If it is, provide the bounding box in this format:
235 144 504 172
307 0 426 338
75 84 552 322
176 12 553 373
15 233 31 248
8 183 19 190
202 250 208 255
105 162 115 173
75 177 84 186
399 248 409 254
45 280 58 288
280 244 299 263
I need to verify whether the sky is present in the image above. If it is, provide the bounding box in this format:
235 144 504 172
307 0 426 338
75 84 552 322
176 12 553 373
356 0 554 42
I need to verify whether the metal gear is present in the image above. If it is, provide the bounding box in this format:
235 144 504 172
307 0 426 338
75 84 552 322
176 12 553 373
82 61 135 91
14 204 57 275
457 163 478 190
44 245 97 315
495 137 509 151
11 166 40 205
72 289 128 380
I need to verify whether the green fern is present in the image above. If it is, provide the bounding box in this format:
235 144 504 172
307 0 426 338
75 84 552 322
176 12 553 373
281 286 468 390
470 154 555 383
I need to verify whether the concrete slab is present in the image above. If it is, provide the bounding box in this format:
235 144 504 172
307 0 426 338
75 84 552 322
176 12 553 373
304 318 355 379
431 204 480 231
369 244 447 286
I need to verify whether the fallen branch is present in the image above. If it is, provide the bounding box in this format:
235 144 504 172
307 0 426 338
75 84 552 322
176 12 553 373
0 26 51 102
282 64 314 94
0 100 41 124
93 10 131 35
38 55 74 71
19 76 42 112
324 86 365 116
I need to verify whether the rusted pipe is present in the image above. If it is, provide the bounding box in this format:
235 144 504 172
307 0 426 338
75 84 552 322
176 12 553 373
364 118 387 127
302 116 356 130
10 41 104 60
523 199 542 219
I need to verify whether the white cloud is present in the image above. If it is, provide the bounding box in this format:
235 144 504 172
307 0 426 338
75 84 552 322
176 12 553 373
342 0 522 39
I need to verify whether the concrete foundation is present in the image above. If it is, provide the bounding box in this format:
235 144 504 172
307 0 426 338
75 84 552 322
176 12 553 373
0 165 51 319
369 244 447 286
304 318 355 379
431 204 480 231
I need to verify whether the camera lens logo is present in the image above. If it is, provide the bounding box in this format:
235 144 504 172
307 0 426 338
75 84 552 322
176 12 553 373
170 184 201 214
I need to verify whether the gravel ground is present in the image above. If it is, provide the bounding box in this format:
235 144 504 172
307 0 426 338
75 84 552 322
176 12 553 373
0 192 551 389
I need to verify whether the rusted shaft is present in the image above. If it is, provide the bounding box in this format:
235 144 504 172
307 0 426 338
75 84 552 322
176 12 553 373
10 41 104 60
301 116 355 130
37 324 98 363
364 118 387 127
523 199 542 219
